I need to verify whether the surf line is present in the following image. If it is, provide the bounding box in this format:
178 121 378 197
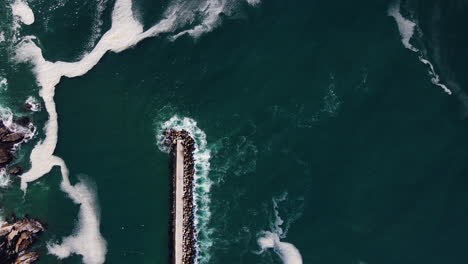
164 129 197 264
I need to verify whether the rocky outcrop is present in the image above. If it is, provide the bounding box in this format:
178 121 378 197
0 218 44 264
0 148 12 165
165 129 197 264
0 118 33 175
1 133 24 144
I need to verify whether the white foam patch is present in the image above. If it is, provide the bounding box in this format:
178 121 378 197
388 1 452 95
258 232 303 264
25 96 41 112
0 77 7 91
11 0 35 25
172 0 227 39
157 116 213 263
387 2 418 52
44 162 107 264
0 32 5 43
419 57 452 95
257 193 303 264
246 0 261 6
0 169 12 188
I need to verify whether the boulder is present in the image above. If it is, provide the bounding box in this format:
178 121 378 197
13 252 39 264
1 133 24 143
0 147 12 164
0 127 9 139
16 118 31 128
0 218 44 264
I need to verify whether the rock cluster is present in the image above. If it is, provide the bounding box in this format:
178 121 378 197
165 129 197 264
0 217 45 264
0 118 32 174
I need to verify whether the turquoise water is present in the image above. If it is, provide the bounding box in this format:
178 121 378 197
1 0 468 263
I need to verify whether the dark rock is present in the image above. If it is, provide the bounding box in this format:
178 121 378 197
16 118 30 128
1 133 24 143
0 127 9 139
0 148 12 164
23 102 33 111
8 167 22 175
0 218 44 264
13 252 39 264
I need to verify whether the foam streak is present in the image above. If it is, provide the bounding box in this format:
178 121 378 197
257 194 303 264
388 1 452 95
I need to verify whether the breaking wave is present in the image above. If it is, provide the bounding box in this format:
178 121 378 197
157 115 213 264
257 193 303 264
388 1 452 95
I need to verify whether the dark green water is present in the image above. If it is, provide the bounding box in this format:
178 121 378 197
1 0 468 263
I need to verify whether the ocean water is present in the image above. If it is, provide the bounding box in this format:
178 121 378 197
1 0 468 263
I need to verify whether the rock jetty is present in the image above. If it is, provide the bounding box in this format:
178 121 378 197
164 129 197 264
0 217 44 264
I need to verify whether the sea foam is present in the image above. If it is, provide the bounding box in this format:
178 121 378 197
0 169 12 188
47 172 107 264
0 77 7 91
246 0 261 6
388 1 452 95
11 0 35 25
257 193 303 264
157 116 213 263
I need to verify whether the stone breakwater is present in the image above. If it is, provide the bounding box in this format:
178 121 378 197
164 129 196 264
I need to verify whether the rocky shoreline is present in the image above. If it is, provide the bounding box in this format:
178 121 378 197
164 129 197 264
0 217 45 264
1 104 44 264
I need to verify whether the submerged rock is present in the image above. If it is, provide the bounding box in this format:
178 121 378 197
0 218 44 264
8 167 22 176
